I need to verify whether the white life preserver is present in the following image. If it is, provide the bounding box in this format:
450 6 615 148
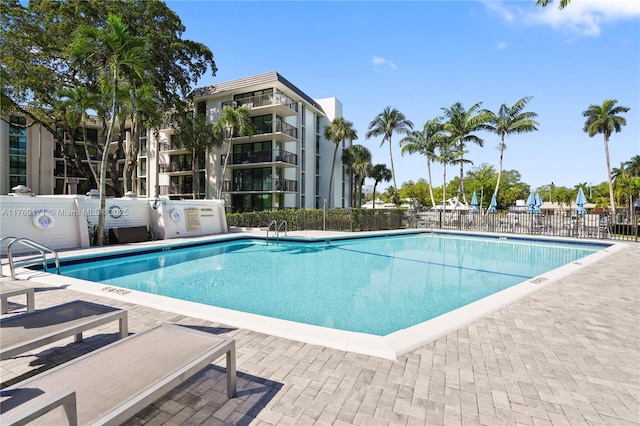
32 209 56 230
169 209 182 222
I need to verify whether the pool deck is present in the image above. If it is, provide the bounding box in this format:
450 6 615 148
1 232 638 425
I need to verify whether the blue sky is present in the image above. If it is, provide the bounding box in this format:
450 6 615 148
166 0 639 193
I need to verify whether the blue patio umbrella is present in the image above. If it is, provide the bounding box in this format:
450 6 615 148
526 190 536 213
470 191 479 213
534 192 543 214
575 187 588 214
488 193 497 213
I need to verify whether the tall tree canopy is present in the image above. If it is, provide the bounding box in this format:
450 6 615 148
484 96 539 204
582 99 630 216
366 106 413 205
324 117 358 208
1 0 217 197
2 0 216 115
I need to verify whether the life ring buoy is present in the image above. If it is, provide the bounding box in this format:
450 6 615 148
32 209 56 230
169 209 181 222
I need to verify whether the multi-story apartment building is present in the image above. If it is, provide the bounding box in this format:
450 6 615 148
156 71 350 211
1 72 351 212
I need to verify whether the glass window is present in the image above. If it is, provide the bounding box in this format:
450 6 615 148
196 101 207 117
9 116 28 185
140 131 147 156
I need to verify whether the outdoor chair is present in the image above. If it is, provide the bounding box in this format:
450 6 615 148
0 323 236 425
0 300 128 361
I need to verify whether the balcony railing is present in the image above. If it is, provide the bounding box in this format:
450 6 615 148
221 178 297 193
159 163 194 173
250 121 297 138
221 92 298 113
221 149 298 166
158 184 203 197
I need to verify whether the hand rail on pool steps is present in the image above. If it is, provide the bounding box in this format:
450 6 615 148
266 220 277 242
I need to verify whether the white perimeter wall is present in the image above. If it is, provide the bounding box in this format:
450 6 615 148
1 195 228 255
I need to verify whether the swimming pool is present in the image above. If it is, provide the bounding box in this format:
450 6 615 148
57 232 608 339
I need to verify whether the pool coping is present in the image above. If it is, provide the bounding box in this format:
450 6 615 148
5 230 625 360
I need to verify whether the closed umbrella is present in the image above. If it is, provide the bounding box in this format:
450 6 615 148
526 190 536 213
575 187 587 214
488 193 497 214
534 193 543 214
470 191 479 213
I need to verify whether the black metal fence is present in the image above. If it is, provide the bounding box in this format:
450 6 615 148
410 210 639 242
226 208 639 242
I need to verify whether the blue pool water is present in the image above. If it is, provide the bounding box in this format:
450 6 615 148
59 233 604 335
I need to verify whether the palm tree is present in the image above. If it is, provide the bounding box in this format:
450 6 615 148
213 105 254 199
67 14 148 245
366 107 414 205
173 114 220 199
484 97 539 200
120 82 162 194
582 99 630 216
57 86 101 188
441 102 491 206
399 117 445 208
625 155 640 177
536 0 570 9
323 117 358 207
368 164 392 209
342 144 372 208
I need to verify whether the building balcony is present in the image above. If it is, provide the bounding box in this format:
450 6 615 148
222 92 298 117
230 121 297 145
159 163 194 173
158 184 203 198
221 149 298 168
221 178 298 194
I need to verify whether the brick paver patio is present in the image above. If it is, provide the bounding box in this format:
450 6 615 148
1 241 638 425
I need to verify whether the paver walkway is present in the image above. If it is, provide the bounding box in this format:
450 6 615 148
1 242 638 425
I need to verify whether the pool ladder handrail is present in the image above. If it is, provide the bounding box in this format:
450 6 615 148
1 236 60 279
266 220 277 242
266 220 288 242
276 220 287 239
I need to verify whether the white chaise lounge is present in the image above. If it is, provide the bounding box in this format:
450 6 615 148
0 278 35 314
0 323 236 425
0 300 128 361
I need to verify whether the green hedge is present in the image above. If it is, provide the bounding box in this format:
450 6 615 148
226 208 407 232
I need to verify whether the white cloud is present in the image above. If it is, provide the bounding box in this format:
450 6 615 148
496 41 508 50
483 0 640 37
372 56 397 70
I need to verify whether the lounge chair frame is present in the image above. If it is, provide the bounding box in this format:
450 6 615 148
0 323 236 425
0 280 35 314
0 300 128 361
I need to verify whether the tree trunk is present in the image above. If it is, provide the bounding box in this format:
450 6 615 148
217 133 234 199
443 167 447 211
427 159 436 208
494 137 505 196
372 183 378 209
328 143 339 207
81 125 100 189
192 150 198 199
97 86 118 246
388 139 398 205
457 139 466 205
604 134 616 217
